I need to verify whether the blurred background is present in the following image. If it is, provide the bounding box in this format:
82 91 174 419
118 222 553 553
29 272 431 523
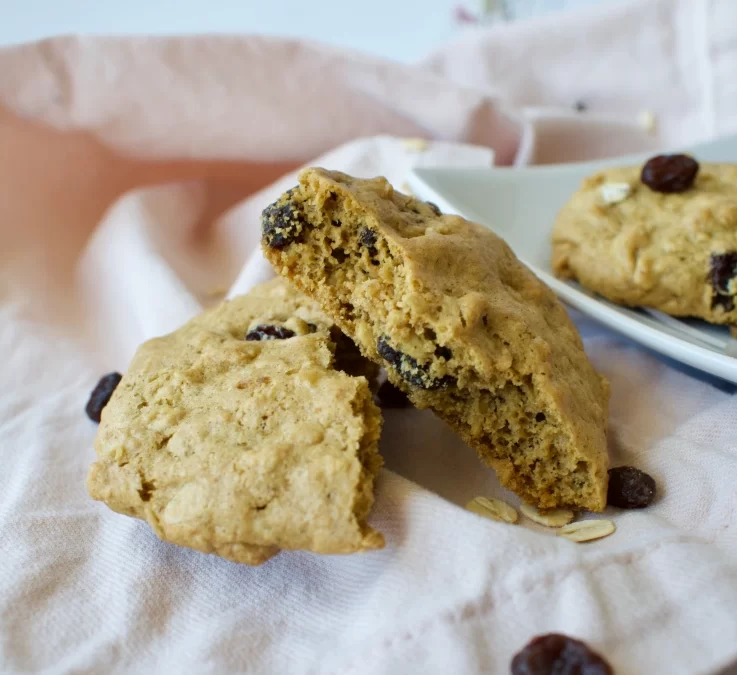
0 0 618 61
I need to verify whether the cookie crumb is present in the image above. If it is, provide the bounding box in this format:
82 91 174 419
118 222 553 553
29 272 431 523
599 182 631 205
557 519 615 543
520 503 575 528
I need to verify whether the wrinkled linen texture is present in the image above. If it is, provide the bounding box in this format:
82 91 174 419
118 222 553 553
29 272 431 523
1 0 737 673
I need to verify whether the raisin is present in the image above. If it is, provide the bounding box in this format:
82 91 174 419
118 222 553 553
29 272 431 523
641 154 699 193
710 252 737 311
261 196 307 249
426 201 442 216
359 228 378 248
85 372 123 423
607 466 656 509
376 380 412 408
511 634 612 675
376 336 454 390
245 325 296 341
358 227 380 263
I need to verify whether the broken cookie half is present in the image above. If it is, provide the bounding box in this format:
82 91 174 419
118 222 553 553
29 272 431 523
262 168 610 512
87 278 383 565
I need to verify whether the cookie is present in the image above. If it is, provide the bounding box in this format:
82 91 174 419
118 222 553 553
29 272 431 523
552 158 737 324
262 168 610 511
87 278 384 565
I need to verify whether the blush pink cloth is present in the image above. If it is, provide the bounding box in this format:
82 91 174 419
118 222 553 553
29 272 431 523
2 0 737 673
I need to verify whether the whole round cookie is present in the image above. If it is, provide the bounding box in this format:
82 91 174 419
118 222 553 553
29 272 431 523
552 156 737 324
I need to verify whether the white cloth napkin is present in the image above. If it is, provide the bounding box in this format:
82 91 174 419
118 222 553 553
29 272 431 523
2 1 737 673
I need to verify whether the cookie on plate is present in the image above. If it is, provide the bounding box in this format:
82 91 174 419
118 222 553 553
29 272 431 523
552 154 737 324
87 278 384 565
261 168 610 511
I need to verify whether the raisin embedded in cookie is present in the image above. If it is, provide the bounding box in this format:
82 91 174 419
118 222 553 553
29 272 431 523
552 160 737 324
87 278 384 565
262 168 610 512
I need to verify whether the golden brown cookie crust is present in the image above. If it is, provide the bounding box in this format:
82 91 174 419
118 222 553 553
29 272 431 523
87 278 384 565
262 168 610 511
552 163 737 323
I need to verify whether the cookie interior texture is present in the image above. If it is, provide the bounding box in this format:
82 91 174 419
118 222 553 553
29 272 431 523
552 163 737 324
87 278 384 565
262 168 610 511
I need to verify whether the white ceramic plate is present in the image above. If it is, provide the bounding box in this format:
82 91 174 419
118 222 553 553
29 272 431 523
408 135 737 384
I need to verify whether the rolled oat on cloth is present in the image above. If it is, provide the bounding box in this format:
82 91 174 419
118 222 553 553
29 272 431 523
1 0 737 673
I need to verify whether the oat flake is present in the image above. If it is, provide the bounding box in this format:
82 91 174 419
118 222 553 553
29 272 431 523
466 496 518 524
557 519 616 543
519 503 575 528
599 182 631 205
